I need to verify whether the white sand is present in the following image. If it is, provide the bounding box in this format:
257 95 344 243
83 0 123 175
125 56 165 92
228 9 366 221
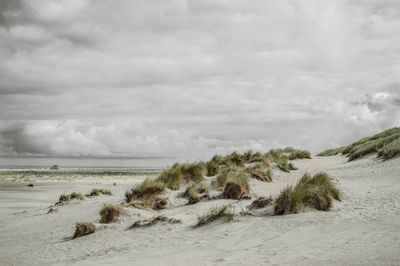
0 155 399 265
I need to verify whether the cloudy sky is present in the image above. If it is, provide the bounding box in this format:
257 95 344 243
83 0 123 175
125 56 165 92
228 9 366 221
0 0 400 160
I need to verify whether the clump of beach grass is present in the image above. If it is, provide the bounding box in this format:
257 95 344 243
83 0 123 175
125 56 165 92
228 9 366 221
288 150 311 160
99 204 124 223
223 178 250 200
248 168 272 182
129 215 181 229
156 163 206 190
73 222 96 239
214 169 250 199
86 188 112 197
57 192 85 204
274 172 341 215
249 196 273 209
125 178 167 210
183 182 209 205
125 178 165 202
196 206 234 227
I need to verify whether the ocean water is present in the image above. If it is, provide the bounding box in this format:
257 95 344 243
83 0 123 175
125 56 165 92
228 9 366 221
0 156 178 170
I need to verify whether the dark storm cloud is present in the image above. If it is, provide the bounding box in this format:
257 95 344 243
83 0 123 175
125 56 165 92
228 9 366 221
0 0 400 159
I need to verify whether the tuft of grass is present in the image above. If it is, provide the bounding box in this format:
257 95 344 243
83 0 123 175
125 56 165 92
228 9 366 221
214 168 250 199
206 160 220 176
223 177 250 200
125 178 167 210
86 188 112 197
288 150 311 160
129 215 181 229
70 192 85 201
57 192 84 204
318 127 400 161
99 204 124 223
248 168 272 182
183 183 209 205
156 165 184 190
274 186 300 215
227 151 245 167
125 178 165 202
274 172 341 215
196 206 234 227
297 172 341 201
156 163 206 190
248 196 273 209
73 222 95 239
276 157 290 173
58 194 70 203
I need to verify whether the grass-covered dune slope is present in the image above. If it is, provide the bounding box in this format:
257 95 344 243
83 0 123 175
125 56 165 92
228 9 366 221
318 127 400 161
125 148 311 209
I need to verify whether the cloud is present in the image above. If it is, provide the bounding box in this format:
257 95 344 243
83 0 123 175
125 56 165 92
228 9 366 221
0 0 399 159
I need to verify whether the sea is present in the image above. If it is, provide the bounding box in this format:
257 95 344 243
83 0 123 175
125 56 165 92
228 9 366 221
0 156 180 171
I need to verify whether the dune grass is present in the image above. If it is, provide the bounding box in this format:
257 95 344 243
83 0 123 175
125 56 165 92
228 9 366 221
129 215 181 229
196 206 234 227
274 172 341 215
125 178 167 210
99 204 124 223
213 169 250 199
222 172 250 199
288 150 311 160
378 138 400 160
318 127 400 161
125 178 165 202
57 192 85 204
248 196 273 209
86 188 112 197
248 168 272 182
183 182 209 205
73 222 95 239
156 163 206 190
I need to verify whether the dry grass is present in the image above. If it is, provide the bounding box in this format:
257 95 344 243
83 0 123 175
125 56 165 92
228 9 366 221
274 172 341 215
248 196 273 209
86 188 112 197
125 178 165 202
196 206 234 227
99 204 124 223
125 178 167 210
214 170 250 199
129 215 181 229
249 168 272 182
288 150 311 160
183 183 209 205
57 192 85 204
156 163 206 190
73 222 95 239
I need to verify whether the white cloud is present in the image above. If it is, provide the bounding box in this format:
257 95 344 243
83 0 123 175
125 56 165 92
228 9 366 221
0 0 399 159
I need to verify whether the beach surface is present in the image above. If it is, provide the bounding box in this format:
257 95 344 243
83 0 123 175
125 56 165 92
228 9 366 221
0 155 399 265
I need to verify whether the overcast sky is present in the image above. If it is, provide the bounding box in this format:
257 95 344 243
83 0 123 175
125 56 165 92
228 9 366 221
0 0 399 160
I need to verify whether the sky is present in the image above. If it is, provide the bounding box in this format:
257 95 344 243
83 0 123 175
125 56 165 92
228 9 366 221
0 0 400 161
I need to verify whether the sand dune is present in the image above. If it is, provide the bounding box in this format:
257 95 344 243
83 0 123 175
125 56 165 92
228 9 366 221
0 155 399 265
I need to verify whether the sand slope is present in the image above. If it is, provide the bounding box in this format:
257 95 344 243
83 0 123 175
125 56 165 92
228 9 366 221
0 155 399 265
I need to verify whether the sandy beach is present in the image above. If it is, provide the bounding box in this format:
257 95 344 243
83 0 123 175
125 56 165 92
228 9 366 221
0 155 399 266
